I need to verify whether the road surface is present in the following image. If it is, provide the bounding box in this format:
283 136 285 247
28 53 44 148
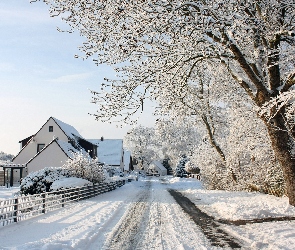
0 178 237 250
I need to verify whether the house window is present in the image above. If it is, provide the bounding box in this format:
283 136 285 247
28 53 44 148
37 144 45 153
49 126 53 132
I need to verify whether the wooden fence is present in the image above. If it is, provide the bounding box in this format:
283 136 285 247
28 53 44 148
0 180 125 227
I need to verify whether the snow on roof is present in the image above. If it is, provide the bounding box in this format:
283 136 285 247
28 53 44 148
124 150 131 171
150 161 166 171
56 140 86 159
52 117 83 140
88 139 123 166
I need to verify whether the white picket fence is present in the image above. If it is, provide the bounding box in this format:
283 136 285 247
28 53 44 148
0 180 125 227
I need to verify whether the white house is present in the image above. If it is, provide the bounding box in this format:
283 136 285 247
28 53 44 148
148 161 167 176
25 140 84 173
3 117 125 186
11 117 97 181
123 150 133 172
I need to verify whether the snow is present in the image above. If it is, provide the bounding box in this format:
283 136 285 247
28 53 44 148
0 177 295 249
55 140 86 159
167 177 295 221
150 160 167 171
89 139 123 166
52 117 83 140
201 191 294 220
0 186 20 200
166 177 295 249
50 177 91 190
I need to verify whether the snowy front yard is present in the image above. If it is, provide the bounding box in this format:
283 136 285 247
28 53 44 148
0 177 295 249
0 186 20 200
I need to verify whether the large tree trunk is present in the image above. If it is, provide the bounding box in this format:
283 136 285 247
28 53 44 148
265 113 295 205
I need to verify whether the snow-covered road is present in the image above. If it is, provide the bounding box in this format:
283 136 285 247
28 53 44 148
2 177 295 249
0 178 214 250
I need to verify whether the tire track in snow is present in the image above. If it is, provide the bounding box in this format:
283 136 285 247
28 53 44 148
103 179 214 250
73 183 147 250
141 182 213 250
102 181 152 250
0 179 222 249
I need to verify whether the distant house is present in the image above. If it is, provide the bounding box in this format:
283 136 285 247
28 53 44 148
148 161 167 176
88 138 124 171
7 117 97 185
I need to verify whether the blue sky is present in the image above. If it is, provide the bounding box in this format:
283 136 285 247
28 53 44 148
0 1 155 155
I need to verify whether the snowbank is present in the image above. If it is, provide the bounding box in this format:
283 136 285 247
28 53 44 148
166 177 295 221
0 186 20 200
51 177 92 190
195 190 295 221
167 176 203 190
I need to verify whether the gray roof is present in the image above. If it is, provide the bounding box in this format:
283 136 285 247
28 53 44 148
150 161 167 171
88 139 123 166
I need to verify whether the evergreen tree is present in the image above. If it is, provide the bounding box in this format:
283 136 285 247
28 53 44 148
0 151 14 162
174 155 190 178
162 158 173 175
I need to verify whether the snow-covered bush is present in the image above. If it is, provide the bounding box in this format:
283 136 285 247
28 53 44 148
246 163 286 197
107 166 124 177
191 140 286 196
62 151 107 183
185 161 200 175
20 167 70 195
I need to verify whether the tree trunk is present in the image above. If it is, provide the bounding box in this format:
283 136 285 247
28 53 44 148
265 114 295 205
201 114 226 163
